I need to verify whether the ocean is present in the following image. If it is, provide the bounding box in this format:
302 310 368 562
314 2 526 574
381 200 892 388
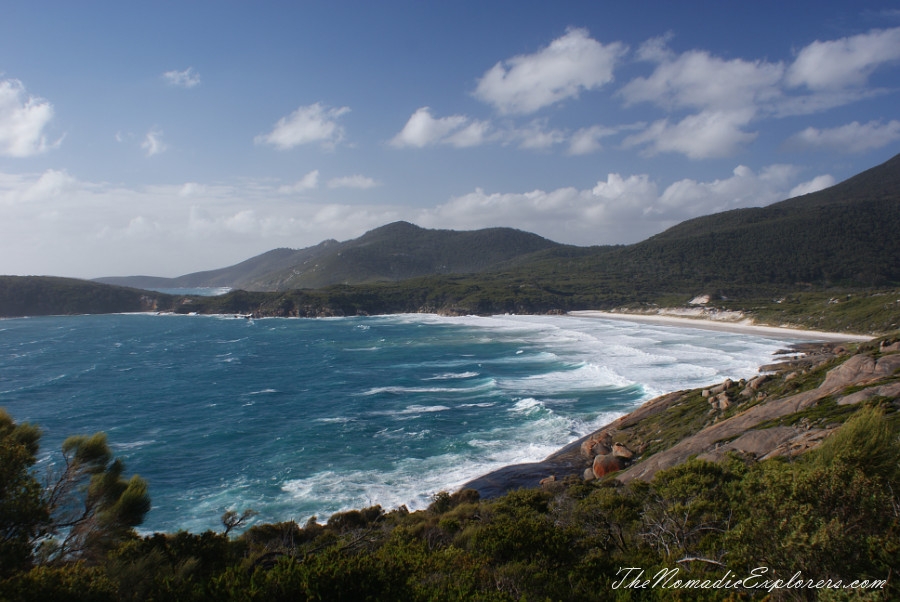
0 312 799 533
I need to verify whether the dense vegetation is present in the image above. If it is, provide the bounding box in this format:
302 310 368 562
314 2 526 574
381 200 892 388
0 277 177 318
1 398 896 601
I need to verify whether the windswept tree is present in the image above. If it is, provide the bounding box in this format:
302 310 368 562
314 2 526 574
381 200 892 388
0 409 151 568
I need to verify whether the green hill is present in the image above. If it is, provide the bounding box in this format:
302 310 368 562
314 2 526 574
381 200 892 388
511 151 900 296
96 222 561 291
0 276 177 317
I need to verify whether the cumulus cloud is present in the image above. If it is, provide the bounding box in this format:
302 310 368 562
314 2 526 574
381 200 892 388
786 27 900 90
568 125 617 155
0 78 58 157
417 163 810 245
623 109 758 159
618 28 900 159
390 108 575 151
619 45 783 158
255 103 350 150
278 170 320 194
141 128 167 156
654 164 800 217
509 120 567 150
621 49 783 112
389 107 471 148
327 174 380 189
785 119 900 153
444 120 492 148
162 67 201 88
789 175 836 198
474 27 626 115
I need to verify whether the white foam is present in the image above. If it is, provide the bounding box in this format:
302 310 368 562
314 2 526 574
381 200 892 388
423 371 480 381
360 380 495 396
112 439 156 451
397 404 452 414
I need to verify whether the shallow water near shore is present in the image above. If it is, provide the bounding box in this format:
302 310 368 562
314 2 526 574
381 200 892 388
0 312 802 533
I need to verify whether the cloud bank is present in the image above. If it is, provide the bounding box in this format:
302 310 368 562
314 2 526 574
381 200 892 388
0 162 835 277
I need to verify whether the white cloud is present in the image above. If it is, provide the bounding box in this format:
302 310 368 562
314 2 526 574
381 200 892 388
621 49 783 111
623 109 757 159
0 162 843 277
278 170 320 194
389 107 470 148
509 120 567 150
635 33 676 63
255 103 350 150
327 174 380 189
618 44 783 159
141 128 167 156
789 175 836 198
0 78 58 157
390 109 577 152
655 164 799 217
0 169 79 205
473 27 626 115
568 125 616 155
417 163 808 245
786 27 900 90
162 67 201 88
444 120 492 148
785 119 900 153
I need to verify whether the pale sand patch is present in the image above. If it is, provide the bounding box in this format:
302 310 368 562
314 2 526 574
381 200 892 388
567 310 872 342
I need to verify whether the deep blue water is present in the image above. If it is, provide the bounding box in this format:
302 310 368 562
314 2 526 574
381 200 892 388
0 313 797 533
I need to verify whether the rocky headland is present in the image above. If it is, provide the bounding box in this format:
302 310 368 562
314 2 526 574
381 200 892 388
463 335 900 498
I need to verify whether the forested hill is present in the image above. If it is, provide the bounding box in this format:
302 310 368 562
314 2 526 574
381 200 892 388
517 151 900 293
0 276 177 318
96 222 562 291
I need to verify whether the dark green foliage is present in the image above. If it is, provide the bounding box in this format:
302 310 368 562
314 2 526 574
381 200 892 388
0 563 117 602
3 420 897 600
0 410 47 577
0 276 177 317
0 410 150 580
41 433 152 563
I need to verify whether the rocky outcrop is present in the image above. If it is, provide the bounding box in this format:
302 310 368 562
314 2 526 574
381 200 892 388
617 343 899 483
462 337 900 500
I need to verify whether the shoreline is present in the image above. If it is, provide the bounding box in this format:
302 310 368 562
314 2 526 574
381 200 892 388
567 310 872 342
462 312 873 498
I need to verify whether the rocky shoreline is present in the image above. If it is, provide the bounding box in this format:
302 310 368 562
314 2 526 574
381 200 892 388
463 336 900 498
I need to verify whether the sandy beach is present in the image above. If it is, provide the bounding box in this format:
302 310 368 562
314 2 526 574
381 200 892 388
567 310 873 342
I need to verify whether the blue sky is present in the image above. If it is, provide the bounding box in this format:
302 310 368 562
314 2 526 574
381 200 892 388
2 1 899 278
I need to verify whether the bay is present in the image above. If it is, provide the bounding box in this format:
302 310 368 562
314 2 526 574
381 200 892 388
0 312 797 533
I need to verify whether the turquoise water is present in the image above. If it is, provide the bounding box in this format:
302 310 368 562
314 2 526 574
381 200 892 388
0 313 796 533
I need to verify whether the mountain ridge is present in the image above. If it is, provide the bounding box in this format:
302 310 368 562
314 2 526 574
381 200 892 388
97 152 900 295
95 221 562 291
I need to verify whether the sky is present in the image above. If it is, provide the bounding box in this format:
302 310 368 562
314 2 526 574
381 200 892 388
2 1 900 279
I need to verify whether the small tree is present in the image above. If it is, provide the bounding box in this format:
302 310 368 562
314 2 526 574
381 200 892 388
221 508 258 536
40 432 151 563
0 409 151 568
